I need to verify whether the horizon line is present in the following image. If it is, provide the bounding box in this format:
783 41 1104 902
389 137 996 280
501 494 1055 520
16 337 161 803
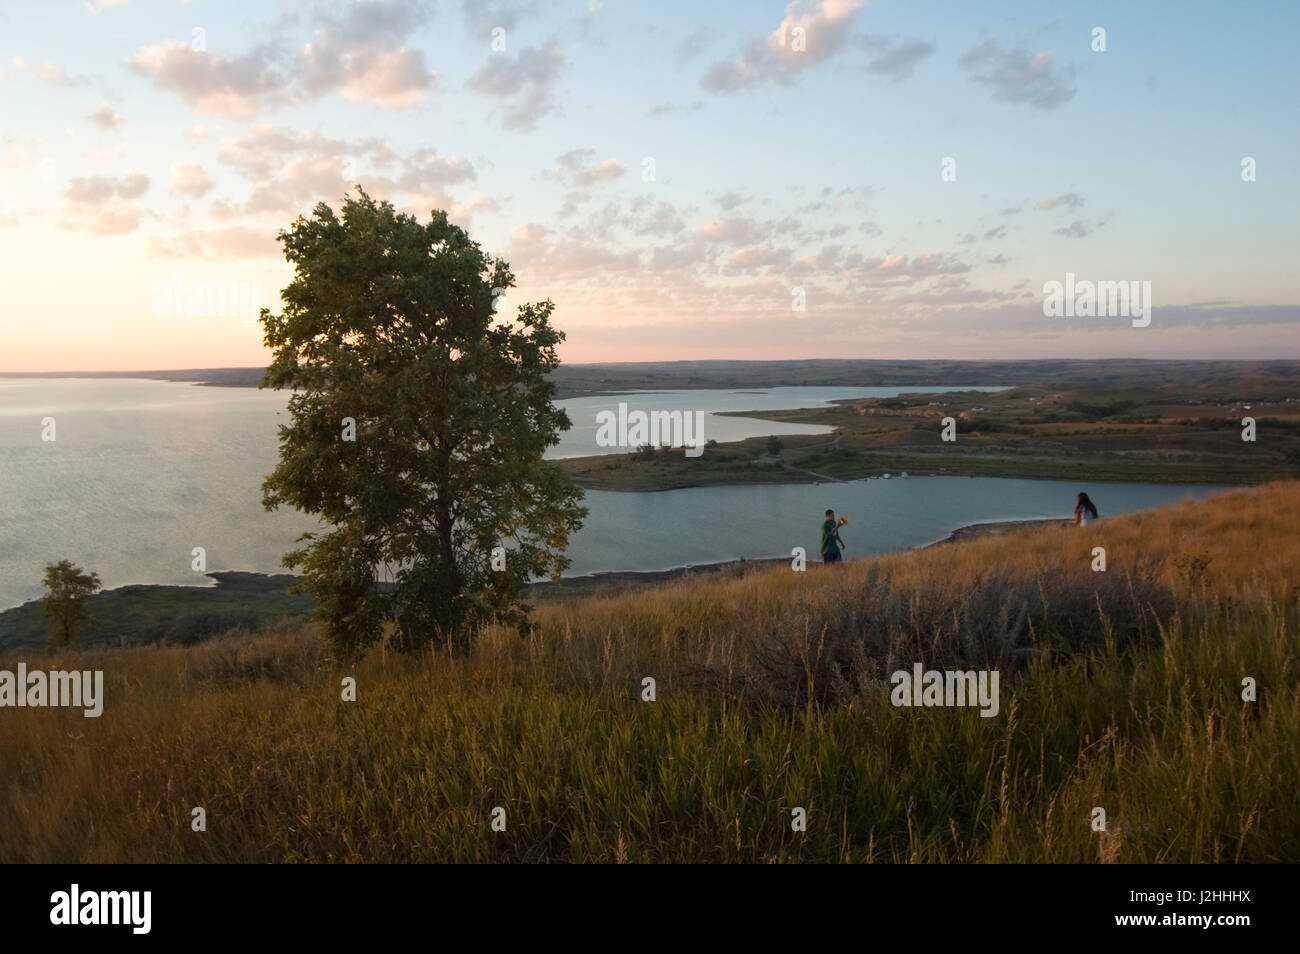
7 356 1300 376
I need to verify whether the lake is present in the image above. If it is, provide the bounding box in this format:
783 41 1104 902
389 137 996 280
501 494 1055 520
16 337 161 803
0 377 1230 610
549 386 1005 458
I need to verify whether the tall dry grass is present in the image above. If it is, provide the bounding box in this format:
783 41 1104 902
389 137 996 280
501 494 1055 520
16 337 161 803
1 483 1296 862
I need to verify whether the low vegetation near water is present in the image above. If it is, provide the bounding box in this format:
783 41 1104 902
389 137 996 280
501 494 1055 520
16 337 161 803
2 482 1296 862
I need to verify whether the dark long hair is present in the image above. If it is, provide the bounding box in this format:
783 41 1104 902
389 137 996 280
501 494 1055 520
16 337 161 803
1077 492 1098 518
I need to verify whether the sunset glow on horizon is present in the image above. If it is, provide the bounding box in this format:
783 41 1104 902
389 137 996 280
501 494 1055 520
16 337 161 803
2 0 1297 372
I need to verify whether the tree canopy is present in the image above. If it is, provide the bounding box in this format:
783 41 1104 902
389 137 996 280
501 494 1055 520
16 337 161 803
260 189 586 659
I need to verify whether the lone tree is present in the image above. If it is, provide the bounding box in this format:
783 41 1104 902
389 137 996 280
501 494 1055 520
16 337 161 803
40 560 101 649
260 189 587 660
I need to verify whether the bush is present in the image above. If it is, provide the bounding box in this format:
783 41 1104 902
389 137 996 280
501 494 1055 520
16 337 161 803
144 611 265 646
742 563 1175 708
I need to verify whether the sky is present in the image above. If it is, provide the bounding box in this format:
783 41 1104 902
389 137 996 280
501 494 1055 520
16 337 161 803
1 0 1297 371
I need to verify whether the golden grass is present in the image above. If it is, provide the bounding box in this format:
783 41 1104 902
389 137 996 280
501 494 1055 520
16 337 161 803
1 482 1296 862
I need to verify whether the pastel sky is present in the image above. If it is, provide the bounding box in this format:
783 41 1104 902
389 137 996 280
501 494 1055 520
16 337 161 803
2 0 1297 371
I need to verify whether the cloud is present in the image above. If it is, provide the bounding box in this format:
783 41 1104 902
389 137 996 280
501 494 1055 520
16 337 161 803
627 197 687 237
506 221 642 281
675 26 712 63
214 125 476 220
700 217 768 245
58 204 146 235
36 63 89 87
1055 221 1089 238
716 191 748 211
465 41 565 131
646 100 704 118
860 35 934 82
802 184 877 213
957 37 1076 109
298 0 435 108
336 48 432 107
131 3 434 119
1159 303 1300 328
728 244 791 269
767 0 868 68
460 0 538 37
1036 192 1083 211
203 226 280 258
983 225 1007 240
244 155 355 214
209 199 238 220
130 41 291 120
850 252 971 284
216 126 338 179
146 226 279 259
168 162 214 199
701 0 867 92
87 103 126 130
64 171 149 204
541 147 626 188
700 38 773 92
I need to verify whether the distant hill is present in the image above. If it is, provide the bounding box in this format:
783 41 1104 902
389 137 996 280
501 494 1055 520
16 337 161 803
6 358 1300 399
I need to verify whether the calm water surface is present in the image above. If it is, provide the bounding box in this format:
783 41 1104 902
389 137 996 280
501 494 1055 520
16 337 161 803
0 378 1229 609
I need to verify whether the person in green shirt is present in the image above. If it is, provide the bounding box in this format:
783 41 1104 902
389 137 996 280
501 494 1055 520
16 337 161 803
821 509 845 564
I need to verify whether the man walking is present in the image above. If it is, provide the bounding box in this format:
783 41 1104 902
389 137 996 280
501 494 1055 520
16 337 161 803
821 508 846 564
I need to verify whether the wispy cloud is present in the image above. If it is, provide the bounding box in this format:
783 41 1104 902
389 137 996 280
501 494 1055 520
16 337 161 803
701 0 867 92
466 41 565 131
958 37 1076 109
860 35 935 82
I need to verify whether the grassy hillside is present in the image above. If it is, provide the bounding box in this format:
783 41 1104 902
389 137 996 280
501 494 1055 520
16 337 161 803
1 482 1296 863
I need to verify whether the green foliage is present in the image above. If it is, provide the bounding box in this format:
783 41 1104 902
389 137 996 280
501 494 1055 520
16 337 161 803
39 560 101 649
260 189 587 660
765 434 784 455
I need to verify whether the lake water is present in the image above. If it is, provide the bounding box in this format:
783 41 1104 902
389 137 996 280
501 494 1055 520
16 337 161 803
0 377 1230 610
549 386 1005 458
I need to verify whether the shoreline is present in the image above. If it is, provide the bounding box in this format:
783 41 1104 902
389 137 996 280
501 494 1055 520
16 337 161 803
0 518 1059 621
566 467 1246 493
921 518 1068 546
